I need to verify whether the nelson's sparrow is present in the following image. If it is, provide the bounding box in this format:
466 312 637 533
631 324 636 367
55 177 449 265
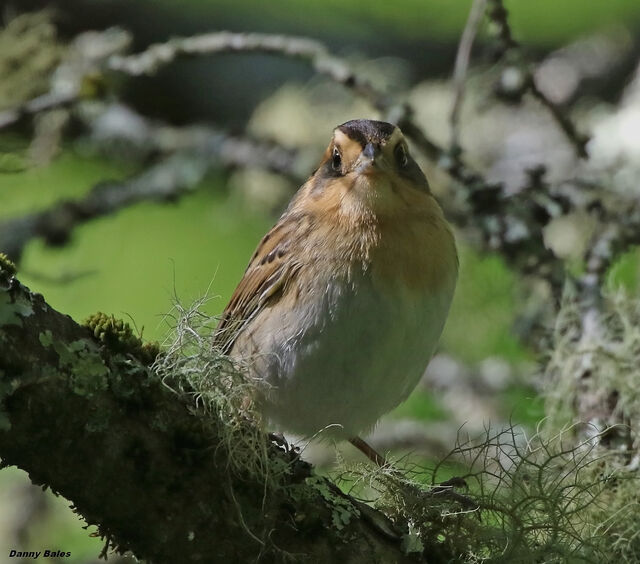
214 119 458 457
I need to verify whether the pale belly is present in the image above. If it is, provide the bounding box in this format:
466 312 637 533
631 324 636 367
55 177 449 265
233 272 455 438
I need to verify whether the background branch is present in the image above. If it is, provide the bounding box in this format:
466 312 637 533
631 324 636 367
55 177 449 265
449 0 487 149
0 104 303 262
1 17 637 331
0 23 634 314
487 0 589 157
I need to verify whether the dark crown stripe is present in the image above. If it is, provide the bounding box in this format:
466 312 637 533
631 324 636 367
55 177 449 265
337 119 397 147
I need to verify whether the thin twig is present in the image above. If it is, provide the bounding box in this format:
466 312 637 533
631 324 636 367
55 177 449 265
529 81 589 158
0 90 77 129
450 0 487 149
107 31 389 110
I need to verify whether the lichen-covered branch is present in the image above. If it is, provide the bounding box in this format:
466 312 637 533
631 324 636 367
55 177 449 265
107 31 389 111
0 262 425 563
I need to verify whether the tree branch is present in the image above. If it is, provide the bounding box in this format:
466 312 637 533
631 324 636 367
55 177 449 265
449 0 487 149
107 31 389 110
0 264 431 563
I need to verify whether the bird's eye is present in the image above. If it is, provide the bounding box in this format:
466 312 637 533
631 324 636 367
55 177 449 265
395 144 408 168
332 147 342 171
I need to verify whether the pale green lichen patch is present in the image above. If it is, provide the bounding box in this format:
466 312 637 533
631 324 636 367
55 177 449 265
0 291 34 328
69 346 110 396
306 475 360 533
39 330 109 397
39 329 53 348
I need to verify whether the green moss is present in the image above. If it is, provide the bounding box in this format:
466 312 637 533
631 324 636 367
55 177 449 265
0 253 16 278
83 312 159 365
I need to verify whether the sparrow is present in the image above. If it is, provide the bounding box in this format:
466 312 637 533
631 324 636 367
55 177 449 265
214 119 457 461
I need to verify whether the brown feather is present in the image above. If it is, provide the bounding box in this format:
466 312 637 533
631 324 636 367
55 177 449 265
213 209 307 353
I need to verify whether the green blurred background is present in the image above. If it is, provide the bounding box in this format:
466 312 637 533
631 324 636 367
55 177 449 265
2 0 640 560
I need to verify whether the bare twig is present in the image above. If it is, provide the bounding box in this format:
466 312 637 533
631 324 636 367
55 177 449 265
579 201 640 309
450 0 487 149
108 31 390 111
529 80 590 158
0 155 207 261
0 90 77 129
486 0 517 56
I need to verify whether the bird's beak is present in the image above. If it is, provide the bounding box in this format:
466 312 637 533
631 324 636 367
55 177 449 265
357 142 382 173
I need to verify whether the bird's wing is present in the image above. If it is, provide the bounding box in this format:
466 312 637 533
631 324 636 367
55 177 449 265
213 216 305 354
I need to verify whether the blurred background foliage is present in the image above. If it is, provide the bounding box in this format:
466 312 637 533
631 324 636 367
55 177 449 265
1 0 640 561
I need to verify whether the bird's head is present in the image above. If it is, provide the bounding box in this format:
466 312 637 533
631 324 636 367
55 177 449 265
329 120 427 186
308 120 431 216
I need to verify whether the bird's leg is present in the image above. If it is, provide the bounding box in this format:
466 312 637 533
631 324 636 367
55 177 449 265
349 436 388 467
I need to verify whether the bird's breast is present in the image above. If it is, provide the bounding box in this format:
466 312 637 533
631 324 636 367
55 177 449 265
244 266 455 438
234 195 458 438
